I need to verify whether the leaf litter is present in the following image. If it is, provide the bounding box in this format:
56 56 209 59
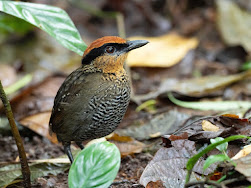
1 0 251 187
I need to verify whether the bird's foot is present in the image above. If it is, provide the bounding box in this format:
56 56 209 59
63 143 74 163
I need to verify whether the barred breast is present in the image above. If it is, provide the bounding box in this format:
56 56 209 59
74 74 130 141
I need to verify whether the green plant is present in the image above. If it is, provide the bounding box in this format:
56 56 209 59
241 61 251 71
0 1 87 55
203 137 233 171
185 135 249 183
68 141 120 188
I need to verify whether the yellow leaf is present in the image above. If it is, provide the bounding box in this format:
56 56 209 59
202 120 220 132
127 33 198 67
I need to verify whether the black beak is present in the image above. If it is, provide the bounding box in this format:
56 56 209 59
126 40 149 52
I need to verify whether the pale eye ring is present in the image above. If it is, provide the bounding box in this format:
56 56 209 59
105 46 116 53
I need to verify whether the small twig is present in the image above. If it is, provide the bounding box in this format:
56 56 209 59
0 80 31 188
185 180 222 188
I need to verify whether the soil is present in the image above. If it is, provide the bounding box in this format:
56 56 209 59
0 135 152 188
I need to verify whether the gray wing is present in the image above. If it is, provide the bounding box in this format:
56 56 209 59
49 68 109 139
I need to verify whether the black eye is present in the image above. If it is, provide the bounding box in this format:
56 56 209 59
105 46 116 53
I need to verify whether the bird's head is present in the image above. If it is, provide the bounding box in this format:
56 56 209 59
82 36 148 74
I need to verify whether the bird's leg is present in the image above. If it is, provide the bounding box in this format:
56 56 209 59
63 142 74 163
75 141 85 150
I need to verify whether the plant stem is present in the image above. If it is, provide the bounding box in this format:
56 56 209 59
0 80 31 187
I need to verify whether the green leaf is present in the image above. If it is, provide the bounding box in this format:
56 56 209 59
242 61 251 71
0 13 33 35
0 1 87 55
68 141 121 188
185 135 249 183
203 154 230 170
210 137 228 152
168 92 251 111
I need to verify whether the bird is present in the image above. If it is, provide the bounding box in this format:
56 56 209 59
49 36 148 163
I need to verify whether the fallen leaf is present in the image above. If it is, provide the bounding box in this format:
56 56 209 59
217 0 251 53
202 120 220 132
107 133 133 142
1 75 66 143
232 145 251 160
107 133 145 157
127 33 198 67
172 115 251 142
134 69 251 103
221 114 240 119
0 157 70 188
164 132 189 142
20 112 58 143
139 140 216 187
116 110 190 140
234 155 251 182
8 75 65 120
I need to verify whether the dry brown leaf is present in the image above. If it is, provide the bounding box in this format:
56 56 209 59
20 112 58 143
202 120 220 132
127 33 198 67
108 133 145 157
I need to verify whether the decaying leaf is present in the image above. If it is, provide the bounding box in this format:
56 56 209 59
127 33 198 67
134 69 251 103
172 114 251 142
139 140 217 187
116 110 190 140
217 0 251 53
